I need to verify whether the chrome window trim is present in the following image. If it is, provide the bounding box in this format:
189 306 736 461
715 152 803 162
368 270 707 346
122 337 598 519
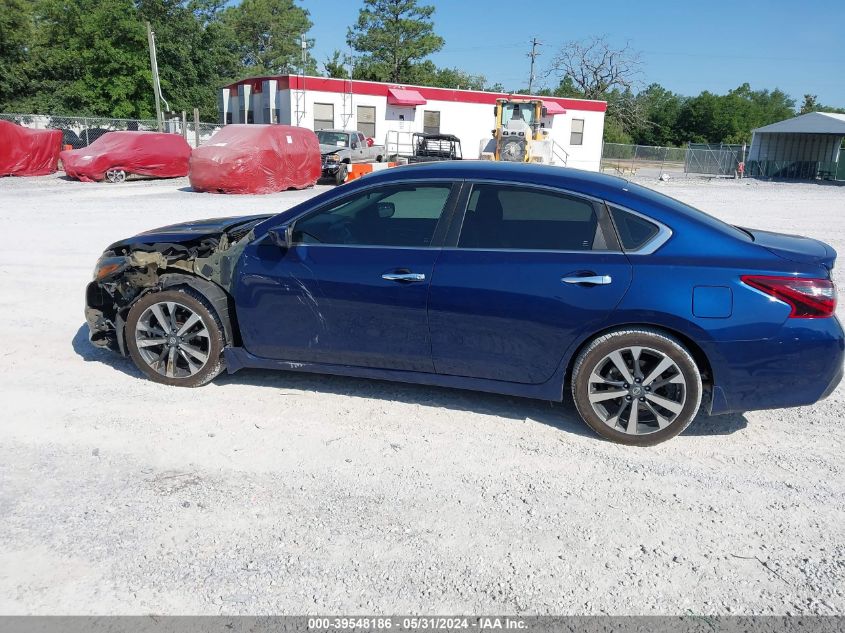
606 203 673 255
441 247 625 254
281 176 673 256
462 178 607 205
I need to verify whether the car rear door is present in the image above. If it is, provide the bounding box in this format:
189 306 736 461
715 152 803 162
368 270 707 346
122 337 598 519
234 181 459 371
427 182 633 384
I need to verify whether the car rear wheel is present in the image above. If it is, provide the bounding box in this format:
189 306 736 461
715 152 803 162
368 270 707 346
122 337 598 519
125 287 225 387
105 168 126 183
571 328 702 446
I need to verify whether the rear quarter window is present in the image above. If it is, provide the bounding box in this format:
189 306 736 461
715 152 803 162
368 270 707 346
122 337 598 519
609 206 660 251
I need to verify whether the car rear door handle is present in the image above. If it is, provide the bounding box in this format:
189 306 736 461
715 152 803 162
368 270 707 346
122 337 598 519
561 275 612 285
382 273 426 282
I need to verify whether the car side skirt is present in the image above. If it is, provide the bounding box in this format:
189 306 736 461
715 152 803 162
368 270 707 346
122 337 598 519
223 347 567 402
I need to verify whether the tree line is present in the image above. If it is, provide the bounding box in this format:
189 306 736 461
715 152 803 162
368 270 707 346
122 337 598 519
1 0 841 144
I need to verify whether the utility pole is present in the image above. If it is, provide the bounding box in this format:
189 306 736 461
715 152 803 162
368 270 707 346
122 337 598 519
527 37 542 94
146 22 163 132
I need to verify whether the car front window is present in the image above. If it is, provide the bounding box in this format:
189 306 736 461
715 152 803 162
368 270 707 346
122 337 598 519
317 131 348 147
293 184 453 248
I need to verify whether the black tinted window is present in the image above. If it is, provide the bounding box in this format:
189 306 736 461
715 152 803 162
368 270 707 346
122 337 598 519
293 184 451 247
609 206 660 251
458 184 603 251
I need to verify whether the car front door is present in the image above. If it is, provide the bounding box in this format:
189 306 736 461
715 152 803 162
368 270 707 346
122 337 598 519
427 182 633 384
234 181 458 371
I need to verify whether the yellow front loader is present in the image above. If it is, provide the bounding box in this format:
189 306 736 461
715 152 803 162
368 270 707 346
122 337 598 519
480 98 553 163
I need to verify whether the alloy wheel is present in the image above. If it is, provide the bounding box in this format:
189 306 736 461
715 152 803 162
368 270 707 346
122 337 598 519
586 346 687 436
134 300 211 378
106 168 126 183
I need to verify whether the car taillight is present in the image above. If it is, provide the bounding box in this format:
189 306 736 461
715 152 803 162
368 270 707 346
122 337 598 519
741 275 837 318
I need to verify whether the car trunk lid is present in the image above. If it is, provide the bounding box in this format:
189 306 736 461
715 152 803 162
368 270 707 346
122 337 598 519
744 228 837 272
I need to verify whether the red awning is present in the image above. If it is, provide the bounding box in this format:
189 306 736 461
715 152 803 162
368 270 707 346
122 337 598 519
387 88 427 106
542 101 567 115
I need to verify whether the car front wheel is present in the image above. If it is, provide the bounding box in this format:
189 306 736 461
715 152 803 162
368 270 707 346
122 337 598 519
125 287 225 387
334 163 348 185
105 168 127 183
571 328 702 446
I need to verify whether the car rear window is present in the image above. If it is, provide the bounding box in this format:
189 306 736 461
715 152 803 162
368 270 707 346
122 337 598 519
459 184 606 251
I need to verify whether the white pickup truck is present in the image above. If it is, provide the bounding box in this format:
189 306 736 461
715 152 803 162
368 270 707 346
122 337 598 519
317 129 386 184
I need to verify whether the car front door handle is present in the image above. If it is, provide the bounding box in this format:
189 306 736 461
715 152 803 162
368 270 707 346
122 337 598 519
561 275 612 285
382 273 426 282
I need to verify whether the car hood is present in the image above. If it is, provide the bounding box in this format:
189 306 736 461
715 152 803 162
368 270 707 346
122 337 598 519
109 214 272 248
746 228 837 271
320 144 346 155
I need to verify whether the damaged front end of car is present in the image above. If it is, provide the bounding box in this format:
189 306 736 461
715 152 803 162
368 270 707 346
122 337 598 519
85 216 269 355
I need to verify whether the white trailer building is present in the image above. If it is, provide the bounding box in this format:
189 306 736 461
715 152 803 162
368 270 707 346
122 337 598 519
218 75 607 171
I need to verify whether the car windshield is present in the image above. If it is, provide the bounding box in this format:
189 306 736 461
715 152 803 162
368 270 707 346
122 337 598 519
623 181 752 241
317 131 349 147
501 103 535 127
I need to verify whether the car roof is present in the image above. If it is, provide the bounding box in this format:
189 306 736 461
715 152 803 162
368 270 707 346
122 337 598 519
359 160 629 196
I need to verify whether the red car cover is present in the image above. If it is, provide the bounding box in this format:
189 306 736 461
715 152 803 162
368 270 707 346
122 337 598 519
60 131 191 182
0 120 62 177
189 124 321 194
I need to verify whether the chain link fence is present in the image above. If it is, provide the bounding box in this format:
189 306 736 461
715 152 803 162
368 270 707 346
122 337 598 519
601 142 767 179
685 143 746 176
603 142 843 180
1 112 221 149
600 143 687 178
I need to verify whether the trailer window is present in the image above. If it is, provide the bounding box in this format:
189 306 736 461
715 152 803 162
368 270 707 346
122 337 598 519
570 119 584 145
423 110 440 135
314 103 334 130
357 106 376 139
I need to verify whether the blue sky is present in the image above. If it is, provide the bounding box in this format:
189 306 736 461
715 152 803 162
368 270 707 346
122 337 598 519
299 0 845 107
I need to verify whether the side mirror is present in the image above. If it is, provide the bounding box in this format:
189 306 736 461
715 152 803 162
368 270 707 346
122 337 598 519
541 107 548 118
376 201 395 218
266 224 292 249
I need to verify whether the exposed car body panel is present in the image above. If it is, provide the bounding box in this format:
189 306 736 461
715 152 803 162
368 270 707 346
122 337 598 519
111 215 272 248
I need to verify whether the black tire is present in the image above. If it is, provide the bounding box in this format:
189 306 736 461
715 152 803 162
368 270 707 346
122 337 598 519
376 155 383 162
571 328 703 446
334 163 348 185
125 286 225 387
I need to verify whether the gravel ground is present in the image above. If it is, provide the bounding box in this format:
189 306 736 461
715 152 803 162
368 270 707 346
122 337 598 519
0 173 843 615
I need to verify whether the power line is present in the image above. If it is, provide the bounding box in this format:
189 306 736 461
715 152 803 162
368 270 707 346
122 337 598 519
527 37 542 94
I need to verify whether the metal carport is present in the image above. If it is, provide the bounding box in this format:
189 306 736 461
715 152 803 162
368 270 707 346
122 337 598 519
747 111 845 180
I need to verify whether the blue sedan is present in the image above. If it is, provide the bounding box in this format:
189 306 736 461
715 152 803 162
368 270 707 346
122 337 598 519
85 162 843 445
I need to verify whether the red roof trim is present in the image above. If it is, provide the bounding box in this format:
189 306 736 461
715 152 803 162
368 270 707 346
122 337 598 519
223 75 607 113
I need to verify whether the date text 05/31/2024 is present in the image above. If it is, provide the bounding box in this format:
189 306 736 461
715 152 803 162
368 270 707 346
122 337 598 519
307 617 528 630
